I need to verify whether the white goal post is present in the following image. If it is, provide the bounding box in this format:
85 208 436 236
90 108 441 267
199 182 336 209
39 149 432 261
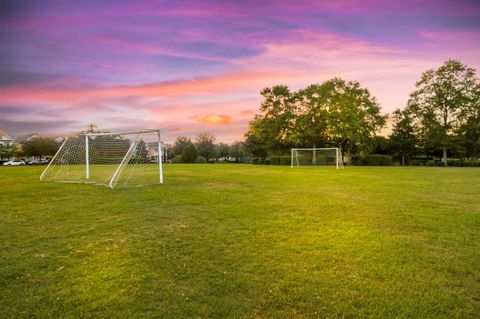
291 148 344 169
40 129 164 188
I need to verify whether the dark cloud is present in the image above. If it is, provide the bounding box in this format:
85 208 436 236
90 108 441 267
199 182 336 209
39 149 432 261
0 70 70 88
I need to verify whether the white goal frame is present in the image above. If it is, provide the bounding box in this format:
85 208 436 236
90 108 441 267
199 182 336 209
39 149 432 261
40 129 164 188
291 148 343 169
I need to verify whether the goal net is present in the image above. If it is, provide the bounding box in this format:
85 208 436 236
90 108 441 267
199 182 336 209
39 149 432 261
291 148 343 169
40 129 164 188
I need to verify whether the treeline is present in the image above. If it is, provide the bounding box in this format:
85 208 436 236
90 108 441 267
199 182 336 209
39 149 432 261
166 132 247 163
0 137 59 160
244 59 480 166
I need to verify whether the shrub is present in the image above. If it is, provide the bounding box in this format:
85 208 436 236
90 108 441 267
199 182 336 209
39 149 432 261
425 160 436 167
171 154 183 163
280 156 290 165
447 159 462 167
409 159 426 166
357 154 392 166
270 156 280 165
463 160 474 167
252 158 265 165
269 156 291 165
195 156 207 163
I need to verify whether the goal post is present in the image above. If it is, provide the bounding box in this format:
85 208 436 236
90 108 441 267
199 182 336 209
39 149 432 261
291 148 344 169
40 129 164 188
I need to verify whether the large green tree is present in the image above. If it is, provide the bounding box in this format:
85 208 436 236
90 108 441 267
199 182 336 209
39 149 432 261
293 84 329 149
407 59 477 166
246 85 295 153
321 78 386 164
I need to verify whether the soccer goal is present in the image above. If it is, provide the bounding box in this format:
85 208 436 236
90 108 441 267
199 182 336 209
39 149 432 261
291 148 344 169
40 129 164 188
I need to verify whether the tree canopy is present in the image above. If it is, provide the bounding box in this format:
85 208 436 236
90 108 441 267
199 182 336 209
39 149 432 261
407 59 478 165
246 78 386 162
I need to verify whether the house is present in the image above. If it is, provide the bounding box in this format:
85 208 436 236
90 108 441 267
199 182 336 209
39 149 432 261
147 142 167 162
0 129 13 145
13 132 39 144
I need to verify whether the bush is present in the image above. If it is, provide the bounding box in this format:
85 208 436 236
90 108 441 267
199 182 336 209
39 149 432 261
357 154 392 166
252 158 265 165
425 160 436 167
181 144 198 163
269 156 291 165
171 154 183 163
447 159 462 167
195 156 207 163
409 159 426 166
463 160 474 167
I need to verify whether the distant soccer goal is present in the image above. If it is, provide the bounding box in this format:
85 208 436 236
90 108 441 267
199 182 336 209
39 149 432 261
291 148 344 169
40 129 164 188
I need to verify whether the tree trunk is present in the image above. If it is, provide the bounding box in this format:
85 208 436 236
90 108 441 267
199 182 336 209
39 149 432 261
443 145 448 167
401 155 405 166
346 147 352 165
312 144 317 165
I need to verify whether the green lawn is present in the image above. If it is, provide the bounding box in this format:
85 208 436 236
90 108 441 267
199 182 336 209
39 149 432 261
1 165 479 318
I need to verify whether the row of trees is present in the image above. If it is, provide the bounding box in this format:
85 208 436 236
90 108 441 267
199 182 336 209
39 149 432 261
245 78 386 164
0 137 60 160
167 132 246 163
392 60 480 165
245 59 480 165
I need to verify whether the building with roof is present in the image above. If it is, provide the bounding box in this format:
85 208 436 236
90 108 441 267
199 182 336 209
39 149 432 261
13 133 39 144
0 129 13 145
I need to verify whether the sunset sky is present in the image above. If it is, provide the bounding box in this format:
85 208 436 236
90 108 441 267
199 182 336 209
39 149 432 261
1 0 480 142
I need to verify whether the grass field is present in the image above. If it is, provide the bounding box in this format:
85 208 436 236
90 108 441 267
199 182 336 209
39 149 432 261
1 164 479 318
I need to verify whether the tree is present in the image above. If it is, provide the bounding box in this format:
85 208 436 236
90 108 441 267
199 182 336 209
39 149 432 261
294 84 329 149
172 136 193 156
229 141 245 162
21 137 59 158
246 85 295 153
456 81 480 159
389 108 417 165
368 136 390 155
181 144 198 163
216 143 230 161
195 132 216 161
321 78 386 164
244 132 267 158
133 140 149 163
0 143 13 159
407 59 477 166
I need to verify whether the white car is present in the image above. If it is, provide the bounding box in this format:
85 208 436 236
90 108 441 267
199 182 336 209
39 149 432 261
3 160 26 166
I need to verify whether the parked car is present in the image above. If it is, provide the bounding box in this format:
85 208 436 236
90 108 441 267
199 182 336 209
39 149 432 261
26 159 48 165
3 160 26 166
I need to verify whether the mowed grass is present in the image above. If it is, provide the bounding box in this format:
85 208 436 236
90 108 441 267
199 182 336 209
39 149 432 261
0 165 479 318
